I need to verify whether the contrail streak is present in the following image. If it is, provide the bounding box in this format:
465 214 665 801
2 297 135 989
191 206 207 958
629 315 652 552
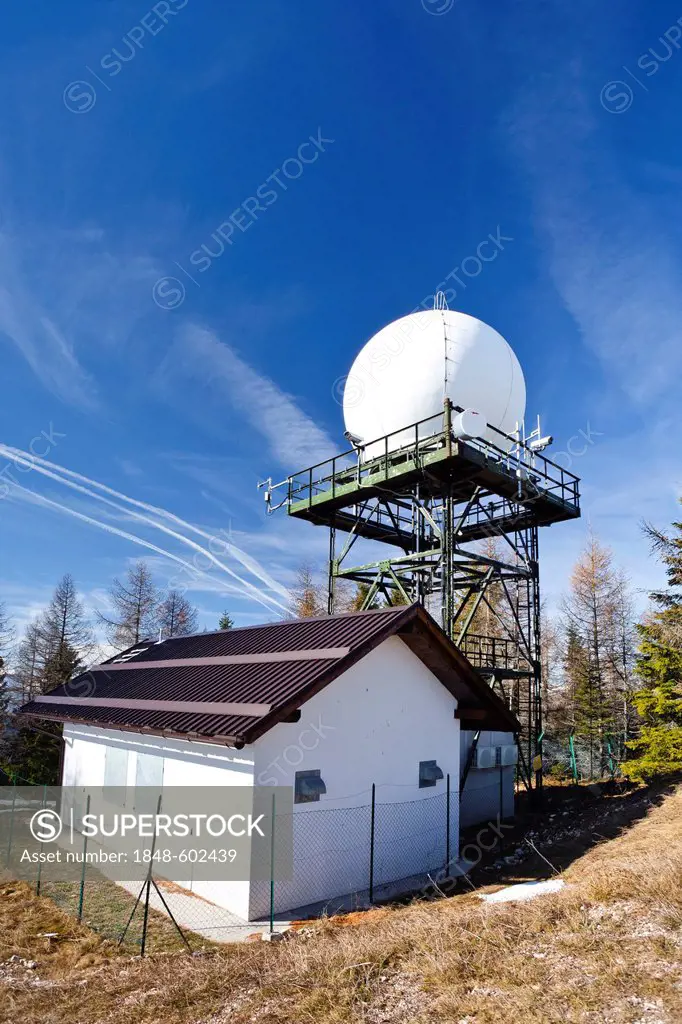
0 444 290 605
9 484 253 598
1 450 289 615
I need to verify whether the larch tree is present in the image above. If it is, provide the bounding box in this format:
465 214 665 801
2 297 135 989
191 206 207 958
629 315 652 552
559 532 627 777
13 618 43 702
0 599 14 686
290 565 326 619
608 569 639 758
622 508 682 781
0 600 13 658
0 601 15 753
156 590 199 638
97 561 159 648
541 610 569 735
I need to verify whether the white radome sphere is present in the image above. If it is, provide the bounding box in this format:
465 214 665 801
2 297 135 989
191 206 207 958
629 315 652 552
343 310 526 456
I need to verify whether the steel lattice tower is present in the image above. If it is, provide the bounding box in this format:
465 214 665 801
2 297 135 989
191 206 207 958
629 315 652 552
264 400 580 790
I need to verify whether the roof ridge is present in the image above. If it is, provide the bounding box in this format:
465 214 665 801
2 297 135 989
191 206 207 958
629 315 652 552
20 602 519 746
158 602 418 644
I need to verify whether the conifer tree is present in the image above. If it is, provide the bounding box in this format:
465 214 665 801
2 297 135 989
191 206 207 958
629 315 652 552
0 721 62 784
41 641 83 693
568 626 603 777
1 598 66 783
218 610 234 630
386 585 410 606
545 620 581 741
349 582 384 611
38 574 95 689
622 508 682 781
608 570 639 757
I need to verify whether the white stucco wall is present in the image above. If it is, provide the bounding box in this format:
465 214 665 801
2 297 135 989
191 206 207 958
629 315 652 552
62 723 255 919
251 635 461 918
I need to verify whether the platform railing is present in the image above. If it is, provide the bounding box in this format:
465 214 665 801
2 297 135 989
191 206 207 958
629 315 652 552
284 404 580 514
461 633 531 673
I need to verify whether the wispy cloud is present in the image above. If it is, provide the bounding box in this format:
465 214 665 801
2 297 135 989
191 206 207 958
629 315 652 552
499 31 682 608
0 232 98 410
158 323 336 468
0 191 164 410
509 68 682 410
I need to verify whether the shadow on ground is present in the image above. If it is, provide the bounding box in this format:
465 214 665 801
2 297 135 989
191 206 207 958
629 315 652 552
442 774 682 895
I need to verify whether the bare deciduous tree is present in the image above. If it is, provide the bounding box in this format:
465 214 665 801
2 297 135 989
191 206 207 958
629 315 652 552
97 561 159 648
156 590 199 639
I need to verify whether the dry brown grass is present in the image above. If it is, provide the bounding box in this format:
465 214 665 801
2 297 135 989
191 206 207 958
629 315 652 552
0 879 116 974
2 785 682 1024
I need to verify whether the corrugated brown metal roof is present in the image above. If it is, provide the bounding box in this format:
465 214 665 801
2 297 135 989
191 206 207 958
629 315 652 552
101 607 410 662
20 605 520 744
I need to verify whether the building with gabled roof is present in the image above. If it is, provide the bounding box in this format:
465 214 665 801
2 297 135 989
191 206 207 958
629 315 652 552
21 604 519 921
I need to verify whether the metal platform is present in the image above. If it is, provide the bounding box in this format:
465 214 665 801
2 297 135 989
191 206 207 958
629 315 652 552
283 406 579 542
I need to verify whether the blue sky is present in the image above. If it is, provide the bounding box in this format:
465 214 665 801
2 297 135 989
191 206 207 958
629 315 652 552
1 0 681 640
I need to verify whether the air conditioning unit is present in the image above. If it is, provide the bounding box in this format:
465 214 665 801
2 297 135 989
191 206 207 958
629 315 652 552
501 744 518 766
475 746 495 770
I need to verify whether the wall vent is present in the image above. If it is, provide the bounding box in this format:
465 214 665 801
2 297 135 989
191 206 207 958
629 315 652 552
501 744 518 766
475 746 495 770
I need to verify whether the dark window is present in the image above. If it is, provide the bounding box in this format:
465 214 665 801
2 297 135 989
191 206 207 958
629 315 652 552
295 769 327 804
419 760 444 788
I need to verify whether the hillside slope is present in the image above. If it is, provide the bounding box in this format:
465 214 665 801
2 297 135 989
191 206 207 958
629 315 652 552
2 783 682 1024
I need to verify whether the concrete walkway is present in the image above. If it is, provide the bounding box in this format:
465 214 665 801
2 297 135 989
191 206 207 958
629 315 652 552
119 861 472 945
118 879 289 944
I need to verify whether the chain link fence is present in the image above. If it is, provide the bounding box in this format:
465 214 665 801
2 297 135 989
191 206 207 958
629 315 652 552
543 734 622 782
1 777 465 952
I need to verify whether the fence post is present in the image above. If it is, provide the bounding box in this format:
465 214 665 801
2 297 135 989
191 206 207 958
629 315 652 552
369 783 376 904
77 794 91 922
5 778 16 867
36 784 47 896
269 792 276 935
569 732 578 784
140 794 162 957
445 774 451 871
140 878 152 957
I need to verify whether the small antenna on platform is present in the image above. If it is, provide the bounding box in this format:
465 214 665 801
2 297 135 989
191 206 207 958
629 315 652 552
257 476 290 514
436 291 450 396
257 477 272 508
526 414 553 454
